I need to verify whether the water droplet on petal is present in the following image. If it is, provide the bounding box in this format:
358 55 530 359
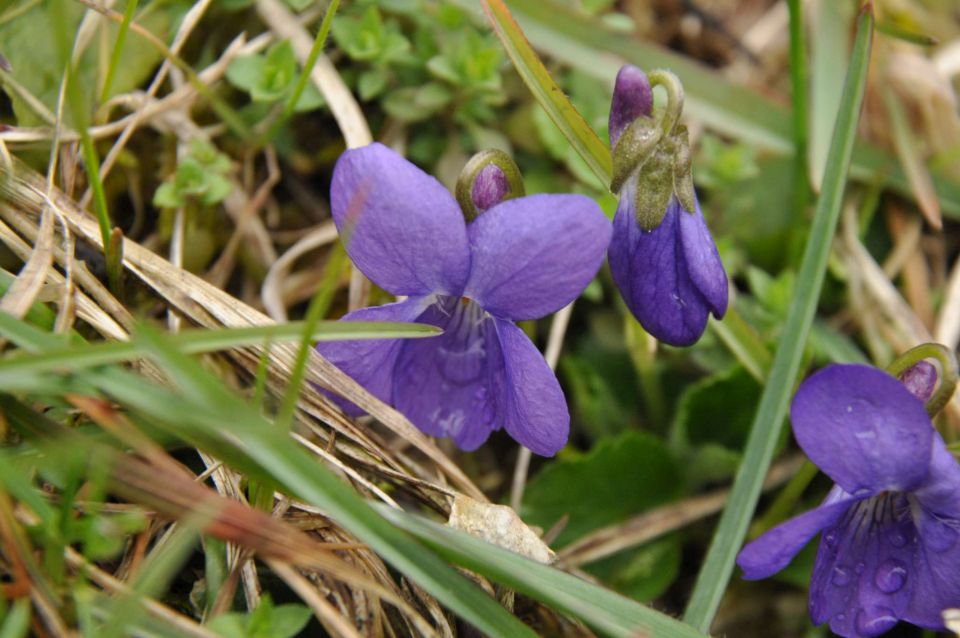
855 561 865 575
887 526 908 548
874 559 908 593
824 529 839 549
831 565 852 587
855 606 897 636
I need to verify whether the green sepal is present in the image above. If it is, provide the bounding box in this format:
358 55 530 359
632 146 674 231
671 126 697 213
610 115 660 194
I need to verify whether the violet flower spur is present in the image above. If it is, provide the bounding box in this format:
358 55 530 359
736 363 960 637
315 143 612 456
606 65 728 346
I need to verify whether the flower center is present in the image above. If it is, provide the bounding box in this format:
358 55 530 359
433 295 492 387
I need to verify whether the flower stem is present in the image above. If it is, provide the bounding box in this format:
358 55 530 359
647 69 685 139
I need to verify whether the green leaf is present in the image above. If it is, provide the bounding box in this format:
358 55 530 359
522 431 683 547
357 67 389 100
332 7 387 62
151 182 183 209
683 7 875 630
226 53 267 94
264 604 312 638
253 41 299 102
382 83 452 122
675 366 762 452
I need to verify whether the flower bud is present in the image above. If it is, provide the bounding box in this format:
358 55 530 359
898 360 938 404
455 149 525 222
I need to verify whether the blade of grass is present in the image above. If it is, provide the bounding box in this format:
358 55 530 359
263 0 341 142
375 504 708 638
276 242 349 433
481 0 611 186
0 313 439 382
99 0 139 104
51 6 116 290
787 0 811 216
682 6 875 631
808 0 852 192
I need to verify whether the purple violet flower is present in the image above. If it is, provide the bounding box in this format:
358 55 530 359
606 65 728 347
315 143 612 456
737 363 960 637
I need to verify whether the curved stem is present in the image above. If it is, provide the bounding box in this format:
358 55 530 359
647 69 685 138
886 343 959 417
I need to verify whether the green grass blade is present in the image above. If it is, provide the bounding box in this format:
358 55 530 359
808 0 852 192
276 243 349 432
82 327 538 638
375 505 709 638
787 0 811 216
99 0 139 104
0 314 440 383
681 6 875 631
481 0 612 185
265 0 341 141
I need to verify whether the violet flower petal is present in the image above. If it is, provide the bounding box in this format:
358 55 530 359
463 194 611 321
904 436 960 628
392 297 505 452
608 178 716 346
314 297 432 415
678 195 728 318
737 487 861 580
790 364 935 495
810 491 916 637
493 318 569 456
330 143 471 296
609 65 653 149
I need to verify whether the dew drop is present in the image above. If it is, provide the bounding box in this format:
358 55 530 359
887 526 908 548
831 565 852 587
855 561 865 575
874 559 907 594
855 606 897 636
824 529 839 549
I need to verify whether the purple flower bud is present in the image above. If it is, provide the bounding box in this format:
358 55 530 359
898 360 938 404
471 163 510 213
609 65 653 149
606 65 727 346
